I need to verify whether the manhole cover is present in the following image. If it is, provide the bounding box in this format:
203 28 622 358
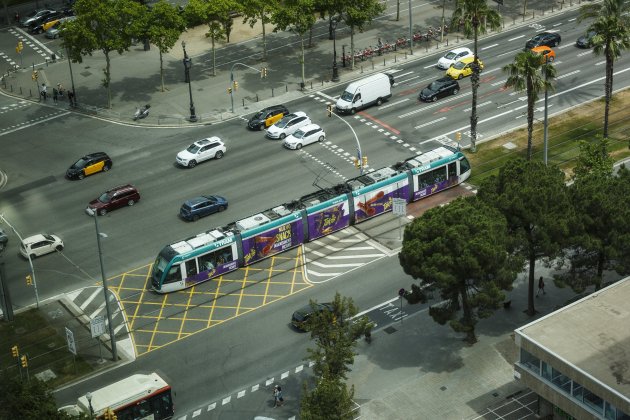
383 326 397 334
440 386 447 391
34 369 57 382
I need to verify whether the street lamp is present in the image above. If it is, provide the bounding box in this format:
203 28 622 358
64 44 77 107
181 41 198 123
86 208 117 362
86 392 94 417
543 55 550 166
331 18 340 82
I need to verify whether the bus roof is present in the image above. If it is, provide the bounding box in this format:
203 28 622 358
76 372 169 415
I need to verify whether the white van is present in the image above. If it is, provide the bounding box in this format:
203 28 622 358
335 73 392 114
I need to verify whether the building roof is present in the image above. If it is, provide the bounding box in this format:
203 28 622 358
516 278 630 404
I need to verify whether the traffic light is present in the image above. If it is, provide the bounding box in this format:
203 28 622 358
11 345 19 358
354 158 360 168
233 81 239 91
327 104 333 117
227 87 232 94
16 41 23 54
20 355 27 368
362 156 368 167
455 132 462 142
31 71 38 81
26 274 32 285
261 67 267 78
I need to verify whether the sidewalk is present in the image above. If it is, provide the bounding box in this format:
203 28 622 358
0 0 583 127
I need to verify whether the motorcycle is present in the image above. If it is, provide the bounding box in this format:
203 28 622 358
133 104 150 121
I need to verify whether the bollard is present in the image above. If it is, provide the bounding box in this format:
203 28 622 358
242 98 245 107
310 81 313 89
11 85 13 92
436 42 439 50
542 8 544 15
272 87 274 97
426 44 429 52
372 61 374 70
447 38 449 46
256 94 259 102
533 11 535 18
285 85 288 92
20 87 22 94
392 56 394 64
361 65 364 73
513 17 516 25
45 59 48 66
30 88 32 97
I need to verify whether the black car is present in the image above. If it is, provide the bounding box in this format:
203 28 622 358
20 9 55 27
247 105 289 130
525 32 562 49
25 10 58 29
66 152 113 180
576 31 597 48
419 77 460 102
180 195 228 221
291 302 335 331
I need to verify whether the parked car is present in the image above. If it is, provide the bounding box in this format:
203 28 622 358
437 47 473 70
86 184 140 216
20 234 63 258
180 195 228 221
291 302 335 331
247 105 289 130
530 45 556 63
176 137 226 168
576 31 597 49
66 152 112 180
445 56 484 80
266 112 311 140
44 15 76 39
419 77 460 102
20 9 55 27
0 228 8 252
283 124 326 150
525 32 561 49
30 12 62 34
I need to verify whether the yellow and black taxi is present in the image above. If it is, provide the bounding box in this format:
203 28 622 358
66 152 112 180
445 56 484 80
247 105 289 130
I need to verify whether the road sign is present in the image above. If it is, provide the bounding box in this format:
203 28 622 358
392 198 406 216
90 315 106 338
65 327 77 355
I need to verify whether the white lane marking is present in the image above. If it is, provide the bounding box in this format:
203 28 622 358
484 67 501 74
556 70 580 80
568 18 577 22
221 396 231 405
424 63 437 69
498 48 523 57
508 35 526 41
308 270 343 277
595 61 606 66
207 403 216 411
395 71 414 78
399 91 472 118
379 98 410 110
315 91 336 101
79 288 101 310
492 79 506 86
415 117 447 129
281 371 289 379
192 409 201 417
237 390 246 398
308 260 366 268
251 384 259 392
577 51 592 57
464 101 492 113
0 111 70 137
481 43 499 50
557 44 573 50
552 22 563 27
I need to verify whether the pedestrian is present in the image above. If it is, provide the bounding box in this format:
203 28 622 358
52 87 58 104
41 83 47 101
536 276 546 297
57 83 65 98
273 385 284 408
14 12 20 24
67 90 75 107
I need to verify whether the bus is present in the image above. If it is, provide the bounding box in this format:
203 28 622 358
60 372 174 420
152 146 471 293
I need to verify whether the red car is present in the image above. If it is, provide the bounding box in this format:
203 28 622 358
86 184 140 216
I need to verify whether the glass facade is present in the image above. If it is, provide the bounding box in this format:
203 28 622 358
519 348 629 420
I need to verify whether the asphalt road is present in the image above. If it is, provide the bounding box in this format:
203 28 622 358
1 4 628 417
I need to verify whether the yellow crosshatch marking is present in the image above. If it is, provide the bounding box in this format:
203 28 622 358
105 247 311 355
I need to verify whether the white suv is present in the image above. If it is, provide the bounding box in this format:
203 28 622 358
20 234 64 258
176 137 226 168
266 112 311 140
283 124 326 150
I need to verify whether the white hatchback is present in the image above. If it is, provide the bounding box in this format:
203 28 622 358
20 234 64 258
437 47 473 70
283 124 326 150
266 112 311 140
176 137 226 168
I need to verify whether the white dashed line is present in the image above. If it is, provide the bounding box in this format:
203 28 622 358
508 35 526 41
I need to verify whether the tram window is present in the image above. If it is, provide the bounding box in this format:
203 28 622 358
159 393 174 416
218 248 233 264
164 264 181 284
460 157 471 174
448 162 457 179
417 168 446 188
198 252 217 272
184 260 197 277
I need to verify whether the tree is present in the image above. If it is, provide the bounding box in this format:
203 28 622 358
304 293 372 381
556 140 630 291
0 371 76 419
272 0 317 88
146 0 186 92
300 375 355 420
241 0 279 62
186 0 238 76
503 50 556 160
451 0 501 152
63 0 145 108
579 0 630 138
399 196 521 344
478 159 572 316
339 0 385 70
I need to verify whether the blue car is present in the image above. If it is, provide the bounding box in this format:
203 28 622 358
180 195 228 221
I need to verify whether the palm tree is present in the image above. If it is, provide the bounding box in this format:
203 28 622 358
503 51 556 160
579 0 630 139
451 0 501 152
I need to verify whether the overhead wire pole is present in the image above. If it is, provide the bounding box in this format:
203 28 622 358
230 62 267 114
543 54 550 166
408 0 413 55
327 105 364 175
0 214 39 308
